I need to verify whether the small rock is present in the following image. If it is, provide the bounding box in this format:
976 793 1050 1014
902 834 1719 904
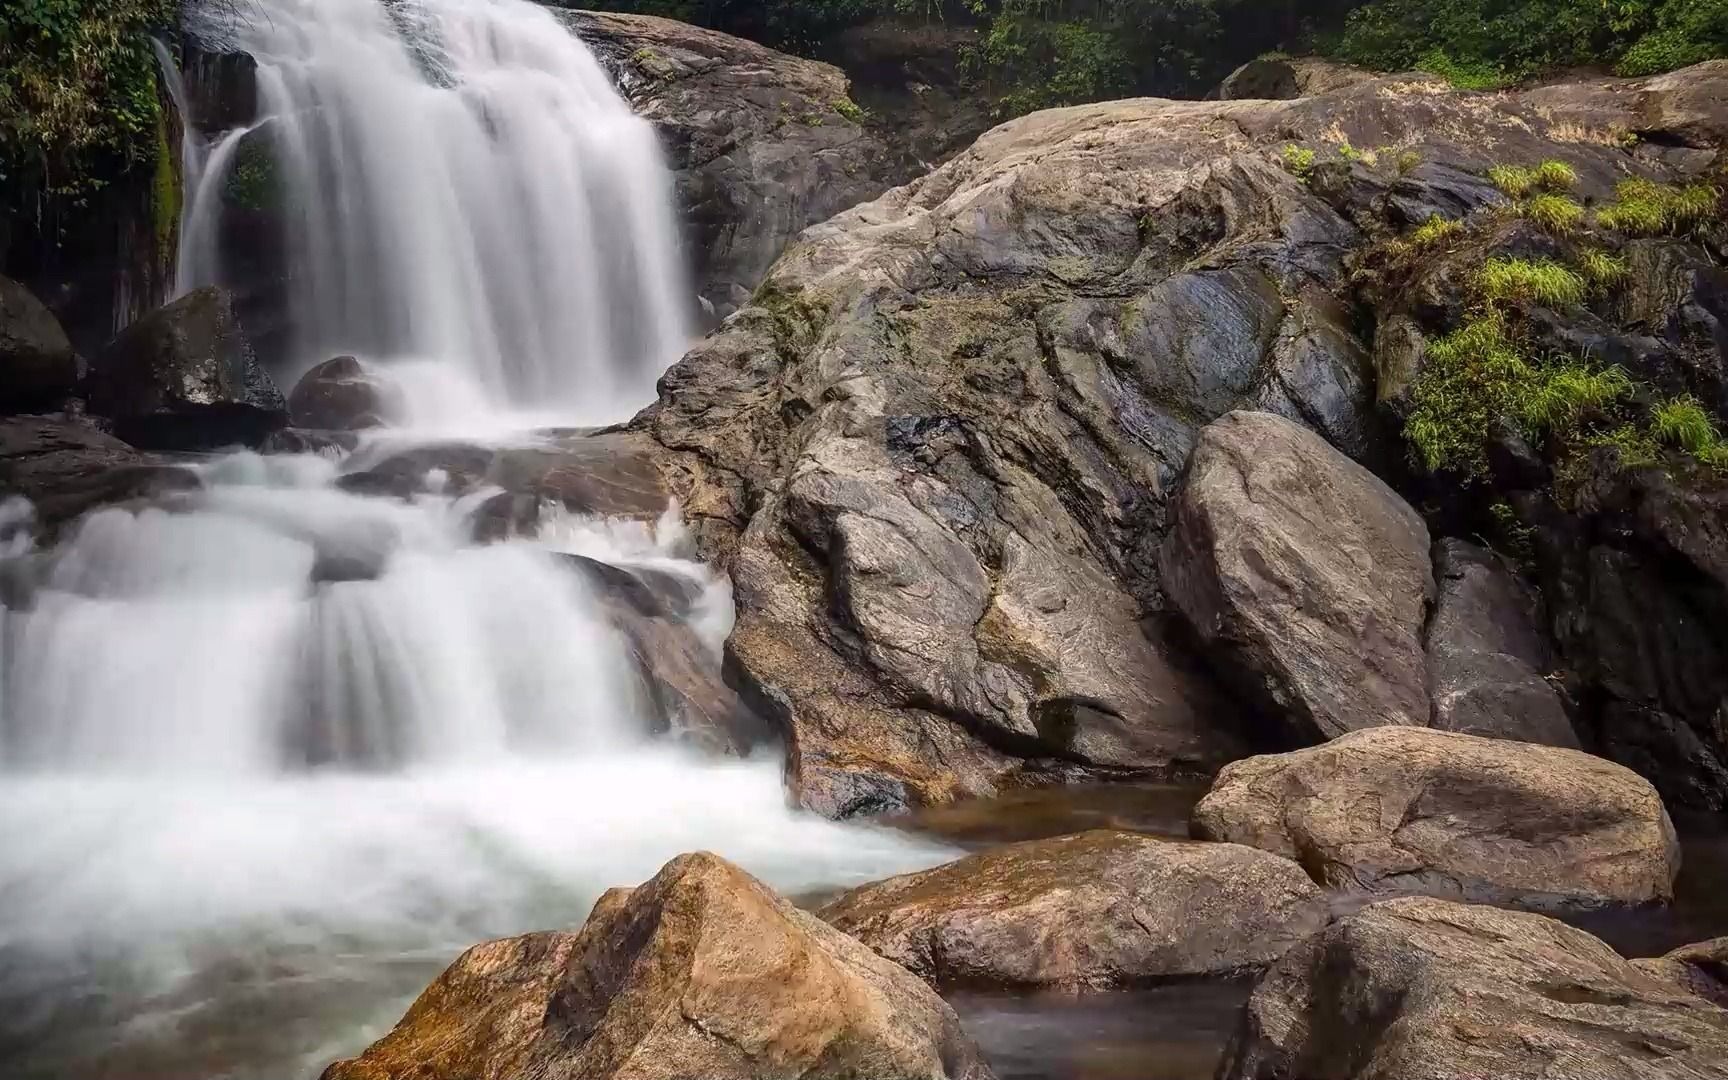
287 356 395 430
1218 896 1728 1080
1162 410 1434 744
320 851 995 1080
820 829 1328 990
0 275 78 411
1192 726 1681 910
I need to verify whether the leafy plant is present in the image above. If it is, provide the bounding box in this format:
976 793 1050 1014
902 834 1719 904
1281 144 1317 179
1477 257 1587 308
832 97 870 124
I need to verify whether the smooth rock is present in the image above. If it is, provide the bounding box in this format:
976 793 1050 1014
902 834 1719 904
0 415 199 539
0 275 78 411
1192 726 1681 910
1425 538 1579 747
321 851 995 1080
1213 55 1373 100
819 829 1328 990
1162 411 1434 744
1218 896 1728 1080
286 356 395 431
86 286 285 450
1636 937 1728 1008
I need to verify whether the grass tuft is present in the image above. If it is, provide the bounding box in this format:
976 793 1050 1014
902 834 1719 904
1522 192 1585 234
1651 396 1721 455
1477 257 1587 308
1531 160 1579 190
1410 215 1464 247
1577 249 1630 290
1521 362 1632 430
1596 178 1722 236
1489 164 1536 199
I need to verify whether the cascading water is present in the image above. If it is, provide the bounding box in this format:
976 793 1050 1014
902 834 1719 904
0 4 946 1078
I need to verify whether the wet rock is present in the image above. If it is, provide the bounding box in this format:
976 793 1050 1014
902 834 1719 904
0 275 78 412
259 428 361 456
1218 896 1728 1080
1635 937 1728 1008
286 356 394 431
1425 538 1579 747
1162 411 1434 744
321 851 994 1080
0 416 200 539
564 11 907 317
1192 726 1680 910
86 286 286 450
1213 55 1373 100
819 830 1327 990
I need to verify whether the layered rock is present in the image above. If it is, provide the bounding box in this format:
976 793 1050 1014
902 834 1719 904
322 851 994 1080
1191 726 1681 909
563 10 909 318
1162 410 1434 744
85 286 285 450
819 829 1328 990
1636 937 1728 1008
1425 538 1578 747
0 276 78 412
1219 896 1728 1080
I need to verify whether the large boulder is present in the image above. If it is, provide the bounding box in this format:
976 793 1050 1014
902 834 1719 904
1636 937 1728 1008
819 829 1328 990
1425 538 1579 747
0 416 199 540
563 11 910 318
1191 726 1681 910
86 286 285 450
1212 55 1373 100
1219 896 1728 1080
286 356 396 431
321 851 994 1080
0 275 78 411
1162 410 1434 744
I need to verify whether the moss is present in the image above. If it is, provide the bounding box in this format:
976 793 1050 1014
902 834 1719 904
1521 192 1584 234
223 137 277 212
1281 144 1316 179
151 109 179 257
1585 423 1661 469
630 46 676 80
1477 257 1586 308
751 279 830 358
832 97 869 125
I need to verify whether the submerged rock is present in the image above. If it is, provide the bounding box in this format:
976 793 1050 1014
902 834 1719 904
0 275 78 412
85 286 285 450
321 851 994 1080
1191 726 1681 910
1219 896 1728 1080
1162 411 1434 744
820 829 1328 990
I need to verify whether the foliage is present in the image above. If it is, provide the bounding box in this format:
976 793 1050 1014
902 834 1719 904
1532 160 1579 190
1281 143 1316 178
832 96 870 124
1521 361 1633 429
1395 149 1422 175
1409 215 1463 247
1521 192 1585 234
1477 257 1586 308
1489 165 1538 199
1651 395 1723 456
1578 249 1630 289
1595 177 1723 235
1587 423 1662 468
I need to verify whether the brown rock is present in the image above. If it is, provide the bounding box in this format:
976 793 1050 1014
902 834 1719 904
322 851 994 1080
0 415 200 540
1213 55 1373 100
1192 726 1681 910
1219 896 1728 1080
819 829 1328 990
286 356 395 430
1162 411 1434 744
1636 937 1728 1008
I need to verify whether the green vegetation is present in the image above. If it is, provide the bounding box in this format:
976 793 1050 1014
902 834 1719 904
1651 395 1724 458
1521 193 1585 234
1409 215 1463 247
1395 150 1422 175
1281 144 1316 179
1595 178 1721 235
1477 257 1586 308
1578 249 1630 290
1490 160 1576 199
832 96 869 124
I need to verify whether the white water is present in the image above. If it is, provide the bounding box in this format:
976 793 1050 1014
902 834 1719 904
0 5 947 1078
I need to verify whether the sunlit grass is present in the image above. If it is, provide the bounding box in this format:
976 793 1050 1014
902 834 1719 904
1477 257 1586 308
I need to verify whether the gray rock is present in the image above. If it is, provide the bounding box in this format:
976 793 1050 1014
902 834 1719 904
0 416 199 541
0 275 78 412
86 287 285 450
819 830 1328 990
1426 538 1579 747
1213 55 1374 100
1635 937 1728 1008
1192 726 1681 910
1219 896 1728 1080
1162 411 1434 744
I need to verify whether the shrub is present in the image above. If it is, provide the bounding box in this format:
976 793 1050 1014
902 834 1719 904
1282 144 1317 178
1522 192 1585 233
1477 257 1587 308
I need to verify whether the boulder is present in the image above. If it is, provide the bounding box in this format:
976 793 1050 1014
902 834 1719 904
1218 896 1728 1080
1191 726 1681 910
563 11 909 318
1636 938 1728 1008
286 356 395 431
1213 55 1374 100
1162 411 1434 744
0 416 200 540
86 286 285 450
321 851 994 1080
1425 538 1579 747
0 275 78 411
819 829 1328 990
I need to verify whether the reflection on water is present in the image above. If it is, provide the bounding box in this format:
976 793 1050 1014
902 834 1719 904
1568 810 1728 958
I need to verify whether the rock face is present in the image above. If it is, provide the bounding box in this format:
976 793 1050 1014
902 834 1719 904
1213 55 1373 100
0 276 78 411
564 11 908 318
0 416 199 540
1162 411 1434 744
1636 938 1728 1008
1219 896 1728 1080
321 851 994 1080
86 287 285 450
1425 538 1579 747
1192 726 1681 910
819 829 1328 990
286 356 395 431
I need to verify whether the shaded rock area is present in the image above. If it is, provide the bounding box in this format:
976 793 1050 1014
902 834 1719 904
0 415 199 541
322 851 995 1080
1425 538 1579 747
625 60 1728 817
85 286 285 450
1212 55 1373 101
1636 937 1728 1008
1161 411 1434 744
0 275 78 412
819 829 1328 990
822 19 995 175
563 10 911 319
1192 726 1681 910
286 356 396 431
1219 896 1728 1080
